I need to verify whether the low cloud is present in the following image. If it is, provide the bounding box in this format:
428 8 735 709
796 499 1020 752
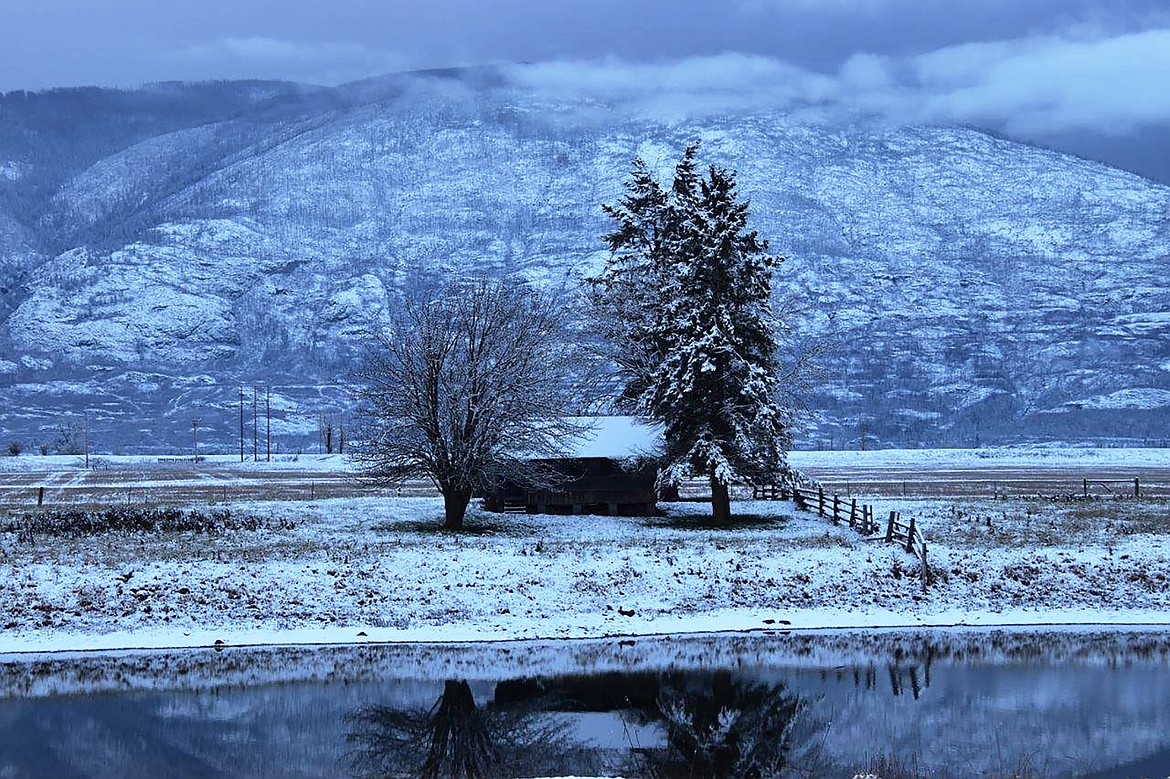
908 29 1170 134
173 37 413 85
506 54 836 121
505 26 1170 137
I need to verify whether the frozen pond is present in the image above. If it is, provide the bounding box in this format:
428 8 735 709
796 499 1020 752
1 628 1169 777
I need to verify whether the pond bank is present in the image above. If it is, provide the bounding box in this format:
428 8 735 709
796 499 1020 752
3 610 1170 656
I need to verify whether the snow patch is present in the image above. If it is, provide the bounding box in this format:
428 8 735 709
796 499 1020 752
0 160 29 181
1058 388 1170 412
788 446 1170 469
19 355 52 371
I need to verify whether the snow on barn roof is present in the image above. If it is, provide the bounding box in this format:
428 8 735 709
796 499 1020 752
567 416 662 460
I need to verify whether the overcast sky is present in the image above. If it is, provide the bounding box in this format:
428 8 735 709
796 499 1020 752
4 0 1170 179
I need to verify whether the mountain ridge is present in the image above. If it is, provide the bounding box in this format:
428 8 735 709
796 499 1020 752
0 68 1167 452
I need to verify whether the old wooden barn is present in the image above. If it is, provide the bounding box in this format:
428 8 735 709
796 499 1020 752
484 416 661 516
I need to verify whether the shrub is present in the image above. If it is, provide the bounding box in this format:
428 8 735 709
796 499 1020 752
1 506 294 541
6 440 21 456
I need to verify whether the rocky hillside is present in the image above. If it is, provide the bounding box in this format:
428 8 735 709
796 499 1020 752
1 69 1167 452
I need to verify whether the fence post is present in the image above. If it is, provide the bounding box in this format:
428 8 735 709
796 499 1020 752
37 486 44 506
832 495 840 524
1135 477 1141 498
850 499 857 530
1083 478 1088 498
920 542 929 592
818 487 825 517
905 514 916 553
886 511 896 542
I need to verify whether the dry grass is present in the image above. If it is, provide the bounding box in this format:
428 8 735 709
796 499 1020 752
1065 501 1170 535
922 498 1170 548
1 506 291 539
0 464 414 510
641 512 787 531
856 751 1052 779
814 465 1170 499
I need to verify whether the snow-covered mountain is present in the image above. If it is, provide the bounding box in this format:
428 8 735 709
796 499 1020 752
1 68 1167 452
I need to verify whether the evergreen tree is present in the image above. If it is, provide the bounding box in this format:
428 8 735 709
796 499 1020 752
589 156 673 410
590 144 792 523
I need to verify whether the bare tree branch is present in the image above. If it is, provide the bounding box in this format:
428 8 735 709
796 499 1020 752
352 277 587 529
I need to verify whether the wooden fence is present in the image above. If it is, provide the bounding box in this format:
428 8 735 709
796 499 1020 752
754 481 930 590
986 476 1154 500
761 484 882 536
1081 477 1144 498
884 509 929 591
814 473 1167 500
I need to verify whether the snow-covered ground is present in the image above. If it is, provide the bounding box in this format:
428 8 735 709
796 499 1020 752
0 444 1167 474
0 452 350 473
788 446 1170 469
2 492 1167 654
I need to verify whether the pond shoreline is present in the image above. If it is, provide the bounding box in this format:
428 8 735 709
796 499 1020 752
5 623 1170 699
4 611 1170 657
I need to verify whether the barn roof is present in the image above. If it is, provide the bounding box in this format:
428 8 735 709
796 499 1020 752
566 416 662 460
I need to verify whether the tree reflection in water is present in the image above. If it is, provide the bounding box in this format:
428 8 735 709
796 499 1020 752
346 678 600 779
626 670 807 779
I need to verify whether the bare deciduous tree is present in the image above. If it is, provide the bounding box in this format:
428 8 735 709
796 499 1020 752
347 678 600 779
353 278 584 530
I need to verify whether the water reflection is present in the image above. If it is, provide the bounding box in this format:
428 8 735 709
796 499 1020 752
347 678 602 779
626 671 806 778
0 695 248 778
1 630 1170 778
345 673 809 779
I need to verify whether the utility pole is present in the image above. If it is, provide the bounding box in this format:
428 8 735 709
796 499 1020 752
238 387 245 462
252 387 259 462
266 387 271 462
83 410 89 469
192 416 201 462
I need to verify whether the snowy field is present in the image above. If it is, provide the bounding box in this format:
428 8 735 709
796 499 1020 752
794 447 1170 497
790 446 1170 469
2 446 1168 510
2 445 1167 473
2 487 1168 654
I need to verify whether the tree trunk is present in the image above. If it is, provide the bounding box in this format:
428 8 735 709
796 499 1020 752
442 488 472 531
710 473 731 524
422 679 499 779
